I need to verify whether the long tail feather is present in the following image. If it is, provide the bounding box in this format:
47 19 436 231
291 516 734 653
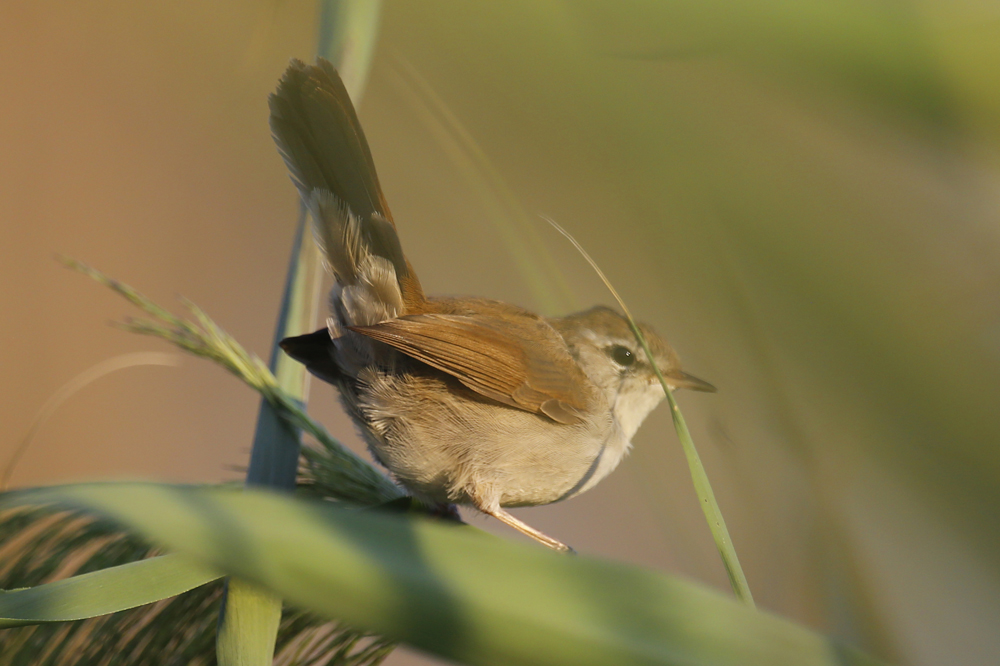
270 58 390 224
270 59 425 311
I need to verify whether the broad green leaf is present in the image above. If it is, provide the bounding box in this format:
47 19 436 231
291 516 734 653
0 554 219 629
2 483 886 666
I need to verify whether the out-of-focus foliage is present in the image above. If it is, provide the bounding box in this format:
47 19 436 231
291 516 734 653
366 2 1000 663
1 483 884 666
0 503 391 666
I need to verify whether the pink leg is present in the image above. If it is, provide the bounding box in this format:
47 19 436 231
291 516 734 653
481 505 574 553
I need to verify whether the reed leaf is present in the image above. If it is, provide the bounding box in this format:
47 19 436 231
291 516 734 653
2 483 884 666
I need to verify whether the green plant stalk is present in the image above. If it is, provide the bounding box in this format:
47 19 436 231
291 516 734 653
219 209 322 665
390 58 576 314
219 4 385 663
318 0 382 102
542 216 754 606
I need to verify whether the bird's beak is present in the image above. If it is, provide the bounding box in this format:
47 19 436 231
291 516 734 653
665 370 717 393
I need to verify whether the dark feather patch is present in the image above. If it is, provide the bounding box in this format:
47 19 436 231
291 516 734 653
279 329 340 383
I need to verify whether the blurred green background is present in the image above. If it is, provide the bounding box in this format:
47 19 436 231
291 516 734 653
2 1 999 664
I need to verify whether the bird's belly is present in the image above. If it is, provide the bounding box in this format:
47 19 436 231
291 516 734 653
353 371 627 508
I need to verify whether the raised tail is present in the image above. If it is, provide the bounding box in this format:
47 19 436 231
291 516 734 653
270 58 390 223
269 58 424 317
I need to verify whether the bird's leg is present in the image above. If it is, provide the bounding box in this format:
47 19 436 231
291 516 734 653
480 504 575 553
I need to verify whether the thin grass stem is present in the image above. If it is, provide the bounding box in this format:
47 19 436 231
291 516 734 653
541 215 754 607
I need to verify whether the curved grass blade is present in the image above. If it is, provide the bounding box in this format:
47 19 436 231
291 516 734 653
0 554 219 629
542 215 754 606
389 58 577 314
2 482 884 666
1 352 179 491
61 258 402 505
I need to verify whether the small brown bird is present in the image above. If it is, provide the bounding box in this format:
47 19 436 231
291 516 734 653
271 59 714 552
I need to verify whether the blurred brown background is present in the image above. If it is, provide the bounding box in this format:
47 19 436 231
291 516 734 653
2 1 999 664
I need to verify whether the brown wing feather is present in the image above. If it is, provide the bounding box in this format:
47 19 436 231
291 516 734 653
348 314 594 424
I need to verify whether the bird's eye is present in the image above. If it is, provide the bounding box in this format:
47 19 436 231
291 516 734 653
609 345 635 367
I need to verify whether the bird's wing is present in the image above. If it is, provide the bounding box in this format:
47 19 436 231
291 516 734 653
349 314 595 424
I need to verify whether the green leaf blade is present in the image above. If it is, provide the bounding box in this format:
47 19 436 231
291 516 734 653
1 483 885 666
0 553 220 629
